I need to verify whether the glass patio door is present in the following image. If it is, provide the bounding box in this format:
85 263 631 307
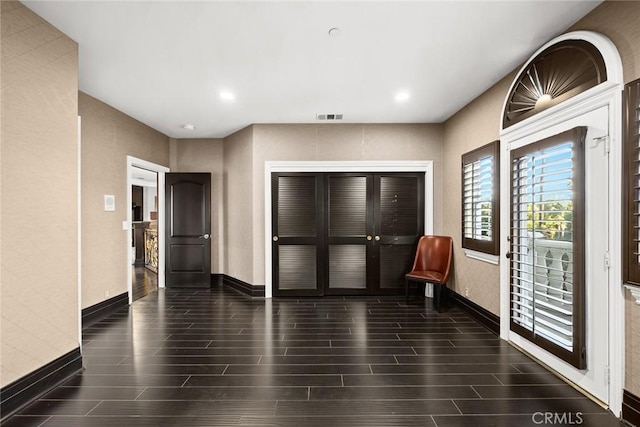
507 106 610 404
510 127 586 368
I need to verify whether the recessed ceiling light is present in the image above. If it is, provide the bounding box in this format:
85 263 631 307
328 27 341 38
395 91 410 102
182 124 195 130
220 91 236 101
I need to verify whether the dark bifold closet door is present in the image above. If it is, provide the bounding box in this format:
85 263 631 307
272 173 325 296
325 174 372 295
272 172 424 296
374 174 425 293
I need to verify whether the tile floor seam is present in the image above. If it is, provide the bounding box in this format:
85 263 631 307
180 375 191 387
83 400 104 416
451 399 464 415
470 385 483 399
37 416 52 427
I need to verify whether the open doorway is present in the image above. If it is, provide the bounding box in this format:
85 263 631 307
131 167 159 301
126 156 170 304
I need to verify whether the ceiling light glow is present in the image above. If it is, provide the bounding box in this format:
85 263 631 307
220 91 236 101
395 91 410 102
182 124 195 130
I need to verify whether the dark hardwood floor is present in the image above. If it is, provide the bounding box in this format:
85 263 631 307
4 287 623 426
132 266 157 302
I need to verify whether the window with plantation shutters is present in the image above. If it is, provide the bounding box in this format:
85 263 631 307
624 79 640 286
462 141 499 255
510 127 586 369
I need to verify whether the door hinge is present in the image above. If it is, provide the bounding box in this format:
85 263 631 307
593 135 610 154
605 365 610 385
605 252 611 269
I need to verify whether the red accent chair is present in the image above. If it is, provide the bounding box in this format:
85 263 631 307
405 235 453 312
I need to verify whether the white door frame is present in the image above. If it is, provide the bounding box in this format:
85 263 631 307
499 31 624 415
77 117 83 350
126 156 170 303
264 160 434 298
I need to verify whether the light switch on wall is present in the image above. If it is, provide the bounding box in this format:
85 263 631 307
104 194 115 211
122 221 128 230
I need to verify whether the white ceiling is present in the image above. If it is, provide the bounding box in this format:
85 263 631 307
131 166 158 187
24 1 602 138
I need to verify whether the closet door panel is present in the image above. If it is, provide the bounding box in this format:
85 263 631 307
374 174 424 292
278 245 317 290
329 245 367 289
325 174 371 294
379 245 416 290
272 174 324 296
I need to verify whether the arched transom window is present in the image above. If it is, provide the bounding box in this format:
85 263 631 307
503 40 607 128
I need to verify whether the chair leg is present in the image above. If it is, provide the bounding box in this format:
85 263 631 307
405 278 410 305
433 283 441 313
405 279 420 305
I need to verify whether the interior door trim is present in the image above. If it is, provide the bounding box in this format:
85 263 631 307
264 160 434 298
126 156 170 302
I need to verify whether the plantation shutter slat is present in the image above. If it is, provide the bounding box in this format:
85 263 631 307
624 79 640 285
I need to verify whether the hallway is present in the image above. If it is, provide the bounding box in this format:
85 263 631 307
132 266 158 302
4 287 622 426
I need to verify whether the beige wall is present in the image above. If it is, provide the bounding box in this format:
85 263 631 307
223 126 254 283
442 74 514 315
1 1 79 386
175 123 445 286
568 0 640 82
79 92 170 309
441 0 640 393
170 138 225 273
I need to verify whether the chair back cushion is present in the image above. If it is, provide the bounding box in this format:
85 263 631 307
412 235 453 277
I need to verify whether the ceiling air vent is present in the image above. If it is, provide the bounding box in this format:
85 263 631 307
316 114 343 121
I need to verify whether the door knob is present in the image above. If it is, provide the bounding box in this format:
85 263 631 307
273 236 279 242
367 235 373 241
374 236 381 241
199 234 210 240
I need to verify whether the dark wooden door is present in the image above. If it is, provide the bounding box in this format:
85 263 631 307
165 173 211 288
324 174 373 295
272 172 423 296
373 174 425 293
272 173 325 296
